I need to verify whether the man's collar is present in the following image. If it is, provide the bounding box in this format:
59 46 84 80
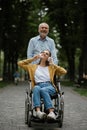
37 35 48 41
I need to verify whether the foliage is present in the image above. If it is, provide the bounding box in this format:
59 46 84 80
61 80 74 87
0 0 87 82
0 81 10 88
0 0 46 80
61 80 87 97
74 88 87 97
42 0 87 81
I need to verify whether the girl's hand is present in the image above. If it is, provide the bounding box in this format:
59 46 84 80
33 54 40 61
48 57 54 64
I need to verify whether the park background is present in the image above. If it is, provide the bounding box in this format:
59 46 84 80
0 0 87 86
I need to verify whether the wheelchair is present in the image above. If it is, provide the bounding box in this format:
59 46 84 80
25 77 64 128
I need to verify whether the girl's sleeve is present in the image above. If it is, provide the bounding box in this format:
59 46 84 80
55 65 67 76
17 58 34 70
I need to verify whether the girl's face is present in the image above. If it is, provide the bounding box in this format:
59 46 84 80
40 50 50 61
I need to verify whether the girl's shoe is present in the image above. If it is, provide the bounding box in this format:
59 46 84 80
47 111 56 120
36 111 47 119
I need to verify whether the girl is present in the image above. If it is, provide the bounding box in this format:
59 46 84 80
18 50 67 120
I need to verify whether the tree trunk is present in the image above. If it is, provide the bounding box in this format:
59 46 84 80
65 48 75 81
3 51 9 81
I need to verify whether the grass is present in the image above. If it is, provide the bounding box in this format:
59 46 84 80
73 88 87 97
61 80 74 87
0 81 10 88
61 80 87 97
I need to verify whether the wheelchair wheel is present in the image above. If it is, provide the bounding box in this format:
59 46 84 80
58 110 63 127
58 103 64 128
25 98 29 124
28 111 32 127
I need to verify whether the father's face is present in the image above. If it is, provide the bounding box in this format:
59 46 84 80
38 23 49 38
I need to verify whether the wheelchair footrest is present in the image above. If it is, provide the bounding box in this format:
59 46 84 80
31 116 45 123
47 115 61 123
30 115 61 123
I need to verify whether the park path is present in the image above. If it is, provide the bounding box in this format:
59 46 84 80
0 81 87 130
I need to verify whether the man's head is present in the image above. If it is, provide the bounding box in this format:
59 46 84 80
38 22 49 39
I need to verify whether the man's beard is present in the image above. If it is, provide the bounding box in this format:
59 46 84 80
39 32 48 37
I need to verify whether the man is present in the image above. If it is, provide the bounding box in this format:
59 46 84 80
27 22 58 64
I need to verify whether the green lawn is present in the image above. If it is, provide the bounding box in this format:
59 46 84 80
61 80 74 87
73 88 87 97
0 81 10 88
61 80 87 97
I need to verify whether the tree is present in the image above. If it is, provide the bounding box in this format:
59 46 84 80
43 0 87 81
0 0 49 81
78 0 87 82
0 0 32 80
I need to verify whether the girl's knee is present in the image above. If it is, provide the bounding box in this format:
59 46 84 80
33 85 40 92
40 88 47 94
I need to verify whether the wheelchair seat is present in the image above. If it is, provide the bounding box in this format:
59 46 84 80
25 78 64 128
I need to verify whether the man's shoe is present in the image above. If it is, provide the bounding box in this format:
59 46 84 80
36 111 47 119
47 112 56 120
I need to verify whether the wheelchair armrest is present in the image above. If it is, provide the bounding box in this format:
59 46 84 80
25 88 28 95
51 91 64 99
62 92 64 95
25 88 32 97
30 90 32 97
50 93 58 99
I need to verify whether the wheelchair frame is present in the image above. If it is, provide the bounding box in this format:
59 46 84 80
25 79 64 128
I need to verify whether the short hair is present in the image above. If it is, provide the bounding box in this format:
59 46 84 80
39 22 49 29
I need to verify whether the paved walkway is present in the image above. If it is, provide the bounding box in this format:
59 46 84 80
0 81 87 130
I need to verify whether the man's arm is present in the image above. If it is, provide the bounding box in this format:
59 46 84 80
27 39 34 59
50 39 58 65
